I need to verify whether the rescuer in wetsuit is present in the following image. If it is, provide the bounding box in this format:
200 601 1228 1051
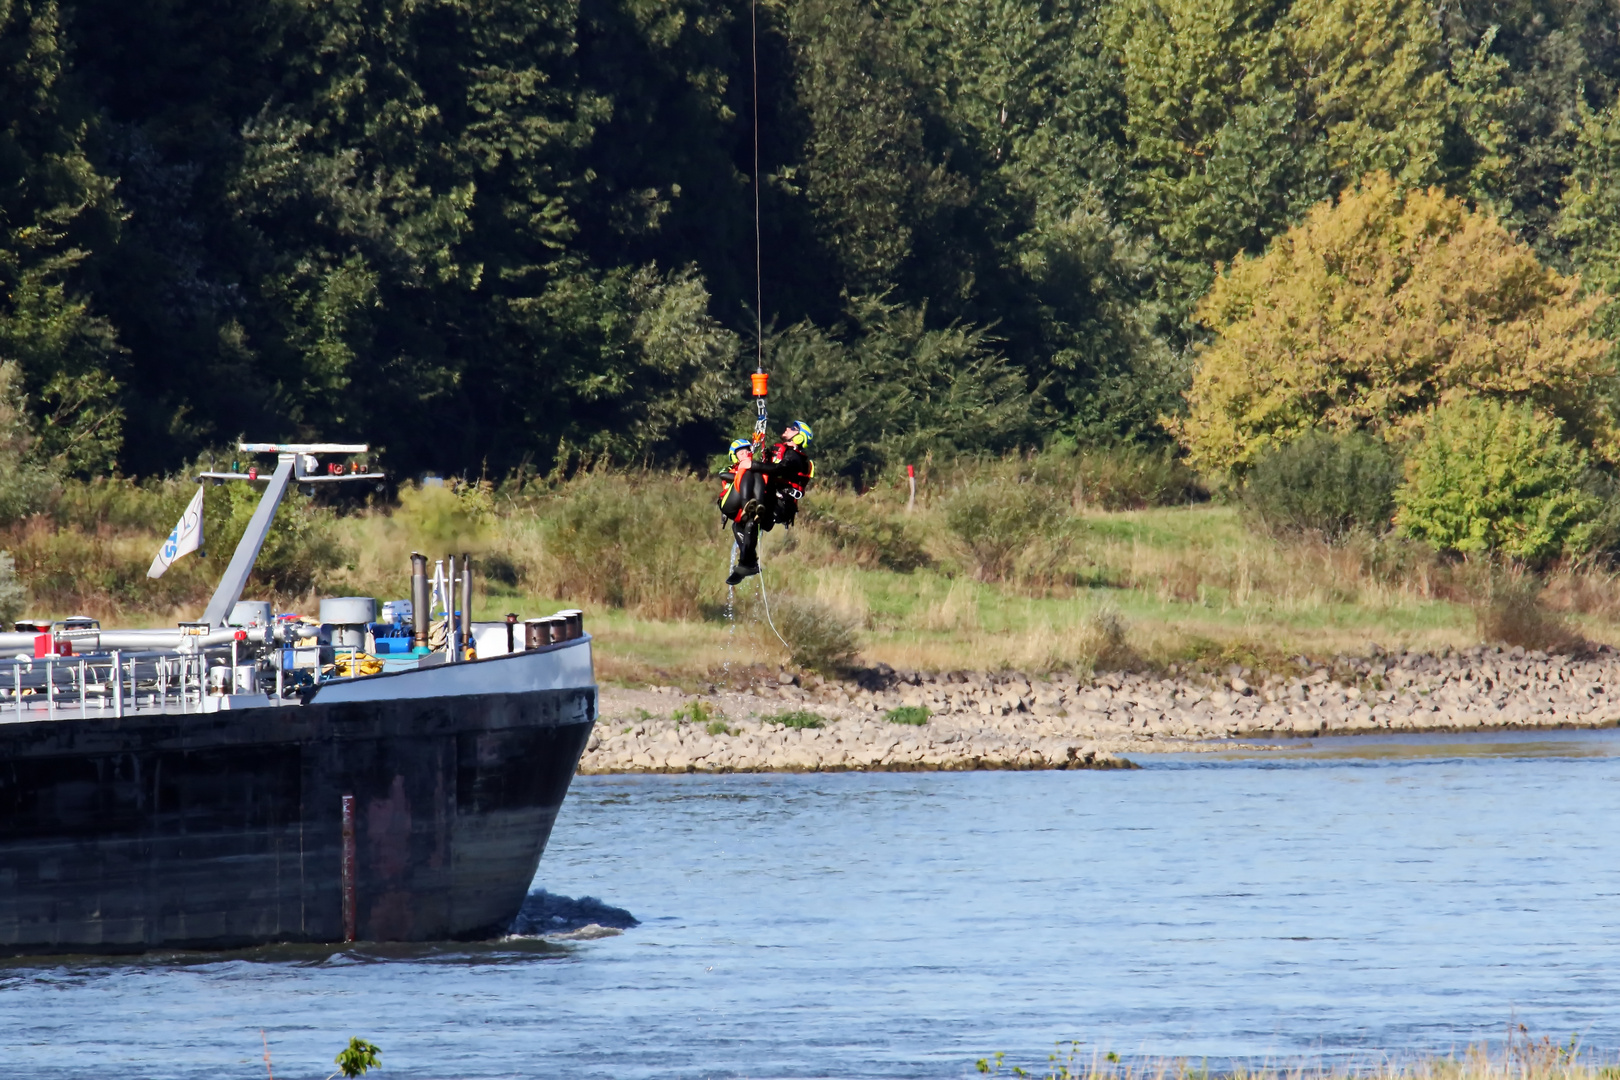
718 420 815 586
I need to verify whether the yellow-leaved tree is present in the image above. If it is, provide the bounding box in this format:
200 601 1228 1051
1173 173 1616 476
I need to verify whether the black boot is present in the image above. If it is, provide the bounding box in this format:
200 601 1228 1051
728 519 761 585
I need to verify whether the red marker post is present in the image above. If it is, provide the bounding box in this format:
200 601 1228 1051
906 464 916 513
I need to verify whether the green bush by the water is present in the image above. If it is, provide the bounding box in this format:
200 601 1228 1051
334 1038 381 1079
1396 399 1600 564
769 595 861 674
1242 430 1399 541
802 491 931 572
1474 573 1589 654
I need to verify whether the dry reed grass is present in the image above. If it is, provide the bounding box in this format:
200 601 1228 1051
808 567 872 628
1473 572 1590 654
919 578 981 632
13 458 1620 678
978 1028 1610 1080
1096 528 1461 617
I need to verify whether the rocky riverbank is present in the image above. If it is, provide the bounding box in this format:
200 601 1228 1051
579 644 1620 774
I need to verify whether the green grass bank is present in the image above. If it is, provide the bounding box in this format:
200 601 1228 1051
5 451 1620 685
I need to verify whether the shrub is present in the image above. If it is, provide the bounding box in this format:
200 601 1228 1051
0 551 23 625
0 460 54 526
51 475 188 533
1395 398 1601 564
1242 430 1399 541
334 1037 381 1079
705 718 736 736
393 481 494 549
1474 575 1588 654
769 595 860 674
801 491 930 572
766 709 825 729
1178 174 1617 475
941 480 1070 583
1071 445 1205 510
533 470 716 619
1082 602 1135 671
886 705 929 725
0 361 55 526
224 483 348 595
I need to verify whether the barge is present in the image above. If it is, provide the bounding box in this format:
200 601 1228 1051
0 444 596 954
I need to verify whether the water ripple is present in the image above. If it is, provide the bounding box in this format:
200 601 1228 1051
2 733 1617 1078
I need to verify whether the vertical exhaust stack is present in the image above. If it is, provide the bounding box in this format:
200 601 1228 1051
410 552 429 649
460 554 473 659
446 554 457 662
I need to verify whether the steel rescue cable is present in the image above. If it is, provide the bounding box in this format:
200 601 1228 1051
750 0 769 446
726 0 792 650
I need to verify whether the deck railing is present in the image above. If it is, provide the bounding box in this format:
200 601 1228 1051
0 651 282 721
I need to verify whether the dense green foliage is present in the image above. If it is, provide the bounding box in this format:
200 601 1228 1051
1394 398 1600 563
1242 430 1400 541
1181 176 1614 474
0 0 1619 489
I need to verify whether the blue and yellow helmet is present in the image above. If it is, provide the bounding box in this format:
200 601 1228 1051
727 437 752 463
784 420 813 448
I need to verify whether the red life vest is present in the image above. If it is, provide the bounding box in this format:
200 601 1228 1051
761 442 813 497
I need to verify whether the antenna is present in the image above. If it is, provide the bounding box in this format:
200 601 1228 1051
197 443 384 627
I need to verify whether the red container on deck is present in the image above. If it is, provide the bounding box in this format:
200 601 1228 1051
33 632 69 658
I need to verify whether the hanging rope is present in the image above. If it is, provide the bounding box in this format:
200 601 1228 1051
732 541 792 653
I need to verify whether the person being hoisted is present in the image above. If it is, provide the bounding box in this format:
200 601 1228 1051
717 420 815 586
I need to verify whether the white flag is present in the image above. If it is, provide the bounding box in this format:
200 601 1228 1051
148 485 205 579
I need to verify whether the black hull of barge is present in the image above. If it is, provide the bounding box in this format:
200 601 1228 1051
0 687 595 955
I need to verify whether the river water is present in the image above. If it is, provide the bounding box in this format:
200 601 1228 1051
4 731 1620 1079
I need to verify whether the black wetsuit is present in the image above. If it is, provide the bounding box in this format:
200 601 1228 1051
718 442 813 571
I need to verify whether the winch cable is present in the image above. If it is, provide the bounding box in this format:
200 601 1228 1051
723 0 795 659
749 0 768 448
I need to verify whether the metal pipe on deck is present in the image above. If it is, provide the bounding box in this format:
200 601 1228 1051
446 554 458 663
410 552 429 648
460 554 473 660
0 626 273 656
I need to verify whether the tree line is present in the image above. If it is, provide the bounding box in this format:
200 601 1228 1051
2 0 1620 486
